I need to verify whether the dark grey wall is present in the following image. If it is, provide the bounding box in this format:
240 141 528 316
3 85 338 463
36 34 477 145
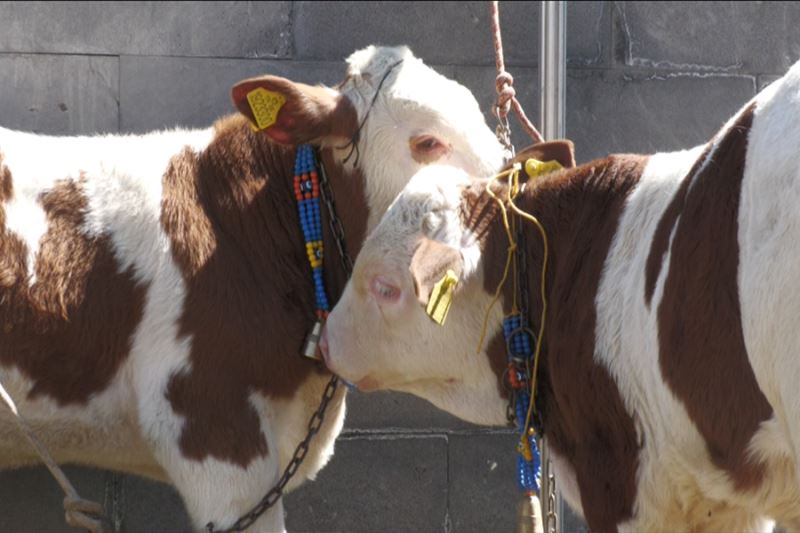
0 2 797 532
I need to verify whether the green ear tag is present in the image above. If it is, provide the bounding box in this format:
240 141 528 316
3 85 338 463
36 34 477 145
426 270 459 326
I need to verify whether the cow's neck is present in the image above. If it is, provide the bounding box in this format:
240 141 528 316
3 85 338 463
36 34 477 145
165 116 368 408
481 154 647 529
197 116 367 309
494 155 647 523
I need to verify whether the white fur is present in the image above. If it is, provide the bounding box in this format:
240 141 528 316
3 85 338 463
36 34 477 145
326 59 800 531
324 166 508 426
337 46 505 229
0 44 505 532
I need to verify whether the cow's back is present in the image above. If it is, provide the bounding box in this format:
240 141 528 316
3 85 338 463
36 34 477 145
0 125 213 476
590 63 800 529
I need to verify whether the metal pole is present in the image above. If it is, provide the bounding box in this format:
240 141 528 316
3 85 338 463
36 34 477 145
540 1 566 141
539 3 566 531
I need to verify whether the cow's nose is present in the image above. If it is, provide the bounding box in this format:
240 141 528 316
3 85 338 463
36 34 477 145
318 325 330 366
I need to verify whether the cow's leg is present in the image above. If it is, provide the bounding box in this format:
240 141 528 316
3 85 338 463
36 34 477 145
169 455 285 533
571 441 639 533
131 361 285 530
143 419 286 533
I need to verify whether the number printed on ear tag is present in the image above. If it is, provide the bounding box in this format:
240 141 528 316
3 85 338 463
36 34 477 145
246 88 286 130
426 270 459 326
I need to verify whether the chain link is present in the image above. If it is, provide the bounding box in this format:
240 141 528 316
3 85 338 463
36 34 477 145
514 192 556 532
317 150 354 273
207 149 352 532
546 466 558 533
495 115 515 163
206 376 339 533
516 227 529 325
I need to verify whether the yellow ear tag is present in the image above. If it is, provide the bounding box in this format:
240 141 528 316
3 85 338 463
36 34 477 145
425 269 459 326
524 158 563 178
246 87 286 130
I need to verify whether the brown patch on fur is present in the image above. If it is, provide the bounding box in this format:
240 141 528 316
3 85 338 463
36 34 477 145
0 151 13 202
486 329 510 401
471 155 647 531
161 114 368 467
657 103 771 490
0 178 147 405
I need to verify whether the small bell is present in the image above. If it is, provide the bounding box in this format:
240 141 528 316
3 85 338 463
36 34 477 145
515 491 544 533
301 319 324 361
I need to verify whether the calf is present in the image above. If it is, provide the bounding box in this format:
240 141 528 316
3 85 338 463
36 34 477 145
322 61 800 532
0 45 504 532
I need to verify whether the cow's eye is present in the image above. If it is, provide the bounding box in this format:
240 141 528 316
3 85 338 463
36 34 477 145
370 276 401 302
410 135 449 163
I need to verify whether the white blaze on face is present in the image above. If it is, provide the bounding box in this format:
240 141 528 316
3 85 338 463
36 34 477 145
337 46 505 230
323 166 507 426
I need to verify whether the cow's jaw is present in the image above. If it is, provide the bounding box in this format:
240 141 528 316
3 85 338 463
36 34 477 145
323 259 508 427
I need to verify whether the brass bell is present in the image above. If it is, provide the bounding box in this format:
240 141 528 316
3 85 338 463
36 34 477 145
301 319 324 361
515 491 544 533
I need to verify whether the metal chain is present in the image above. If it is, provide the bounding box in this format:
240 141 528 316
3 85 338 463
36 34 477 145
317 150 354 273
496 116 515 162
516 227 529 325
515 192 555 532
546 464 558 533
206 376 339 532
207 149 351 532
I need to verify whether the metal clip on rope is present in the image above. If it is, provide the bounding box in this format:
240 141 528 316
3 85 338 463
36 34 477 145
490 0 545 151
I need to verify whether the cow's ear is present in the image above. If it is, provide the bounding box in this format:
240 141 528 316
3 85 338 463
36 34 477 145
231 76 358 145
504 140 576 172
409 238 465 308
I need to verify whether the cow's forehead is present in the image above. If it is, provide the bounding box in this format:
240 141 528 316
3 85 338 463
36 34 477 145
343 46 481 122
345 45 411 79
362 166 471 257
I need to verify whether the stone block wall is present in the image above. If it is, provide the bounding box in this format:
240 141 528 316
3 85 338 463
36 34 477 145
0 2 797 532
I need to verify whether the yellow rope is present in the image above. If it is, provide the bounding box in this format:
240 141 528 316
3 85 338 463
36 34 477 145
475 167 518 353
506 170 549 440
474 162 551 443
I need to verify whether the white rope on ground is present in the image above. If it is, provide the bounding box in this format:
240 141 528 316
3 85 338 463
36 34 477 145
0 378 106 533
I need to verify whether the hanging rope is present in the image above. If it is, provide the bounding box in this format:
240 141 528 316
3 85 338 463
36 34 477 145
490 1 545 146
0 380 106 533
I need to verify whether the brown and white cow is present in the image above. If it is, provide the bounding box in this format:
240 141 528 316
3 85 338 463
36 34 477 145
322 61 800 532
0 45 504 531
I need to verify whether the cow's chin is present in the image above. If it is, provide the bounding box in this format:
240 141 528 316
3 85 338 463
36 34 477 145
354 375 381 391
341 370 508 426
393 376 509 427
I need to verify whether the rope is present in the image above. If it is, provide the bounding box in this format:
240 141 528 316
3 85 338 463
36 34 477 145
476 165 548 419
0 379 106 533
475 167 518 353
490 1 545 145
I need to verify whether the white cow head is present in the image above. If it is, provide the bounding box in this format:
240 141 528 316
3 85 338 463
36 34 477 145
231 45 505 229
321 165 508 426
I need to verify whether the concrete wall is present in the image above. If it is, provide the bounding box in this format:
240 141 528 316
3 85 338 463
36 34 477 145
0 2 797 532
